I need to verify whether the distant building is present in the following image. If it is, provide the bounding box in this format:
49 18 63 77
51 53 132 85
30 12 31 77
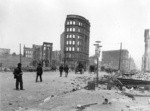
0 54 32 68
101 49 130 72
51 50 61 66
23 42 53 67
60 14 90 70
23 46 33 58
89 55 97 66
0 48 10 56
42 42 53 67
32 44 42 61
128 57 136 71
143 29 150 72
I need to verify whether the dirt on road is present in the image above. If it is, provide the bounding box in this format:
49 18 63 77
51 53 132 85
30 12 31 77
0 71 150 111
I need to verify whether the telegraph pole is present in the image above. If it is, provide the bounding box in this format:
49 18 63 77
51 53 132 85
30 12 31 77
94 41 102 87
129 55 131 71
20 43 22 64
118 42 122 71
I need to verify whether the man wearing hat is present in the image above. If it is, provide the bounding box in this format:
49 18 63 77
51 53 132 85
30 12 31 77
36 63 43 82
13 63 24 90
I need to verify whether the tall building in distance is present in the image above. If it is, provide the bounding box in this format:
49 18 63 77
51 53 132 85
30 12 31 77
61 15 90 70
143 29 150 72
101 49 136 72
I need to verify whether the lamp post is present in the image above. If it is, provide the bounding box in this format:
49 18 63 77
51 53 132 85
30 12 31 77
94 41 102 87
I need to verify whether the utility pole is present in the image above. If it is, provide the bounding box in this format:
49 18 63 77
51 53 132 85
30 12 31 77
118 42 122 71
20 43 22 64
129 55 131 71
94 41 102 87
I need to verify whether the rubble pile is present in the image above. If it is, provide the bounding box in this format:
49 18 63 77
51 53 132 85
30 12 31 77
132 72 150 81
122 86 150 96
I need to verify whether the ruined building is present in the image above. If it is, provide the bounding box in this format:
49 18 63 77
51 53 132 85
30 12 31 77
61 15 90 70
0 48 32 68
42 42 53 67
51 50 61 67
143 29 150 72
24 42 53 67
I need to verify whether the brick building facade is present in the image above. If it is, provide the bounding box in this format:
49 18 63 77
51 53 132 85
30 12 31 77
101 49 129 72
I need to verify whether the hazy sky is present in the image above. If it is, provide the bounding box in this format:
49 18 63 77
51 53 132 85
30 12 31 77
0 0 150 69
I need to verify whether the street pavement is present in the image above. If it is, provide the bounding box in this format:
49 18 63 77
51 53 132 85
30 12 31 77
0 71 150 111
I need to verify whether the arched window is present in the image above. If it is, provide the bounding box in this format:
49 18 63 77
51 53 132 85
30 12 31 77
72 47 75 51
73 21 75 25
73 41 75 45
73 35 75 38
73 28 75 32
67 34 69 38
69 47 71 51
78 28 80 32
70 28 72 31
78 41 80 45
79 22 81 26
66 41 68 44
67 21 69 25
70 35 72 38
69 41 72 44
66 47 68 51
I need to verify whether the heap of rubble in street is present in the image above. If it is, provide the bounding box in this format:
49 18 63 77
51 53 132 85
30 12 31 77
131 72 150 81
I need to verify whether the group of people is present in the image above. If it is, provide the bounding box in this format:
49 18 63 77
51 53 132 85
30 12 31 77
59 64 69 77
13 63 43 90
13 63 69 90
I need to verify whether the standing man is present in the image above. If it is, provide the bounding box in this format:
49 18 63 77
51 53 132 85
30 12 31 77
13 63 24 90
36 63 43 82
59 64 63 77
64 65 69 77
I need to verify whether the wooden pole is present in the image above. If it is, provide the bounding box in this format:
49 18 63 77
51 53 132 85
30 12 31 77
118 42 122 71
129 55 131 71
20 43 22 64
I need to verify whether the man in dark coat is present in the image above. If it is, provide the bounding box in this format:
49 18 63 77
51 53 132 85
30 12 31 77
64 65 69 77
59 64 63 77
13 63 24 90
36 63 43 82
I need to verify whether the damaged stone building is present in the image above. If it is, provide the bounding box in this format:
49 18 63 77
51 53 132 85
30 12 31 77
60 15 90 70
24 42 53 67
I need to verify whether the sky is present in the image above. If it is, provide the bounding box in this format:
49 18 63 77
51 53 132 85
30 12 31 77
0 0 150 69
